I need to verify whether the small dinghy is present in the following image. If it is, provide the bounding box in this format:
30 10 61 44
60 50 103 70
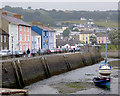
93 76 110 87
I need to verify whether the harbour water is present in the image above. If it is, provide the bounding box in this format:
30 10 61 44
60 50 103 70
24 58 119 94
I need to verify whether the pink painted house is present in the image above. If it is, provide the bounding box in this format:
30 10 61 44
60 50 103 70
18 25 31 51
96 34 110 44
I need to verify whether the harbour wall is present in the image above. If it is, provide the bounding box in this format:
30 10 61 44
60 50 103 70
2 46 103 88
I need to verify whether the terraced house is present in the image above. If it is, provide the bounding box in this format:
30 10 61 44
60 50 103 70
2 14 31 52
96 34 110 44
0 28 9 51
79 31 95 44
31 25 56 49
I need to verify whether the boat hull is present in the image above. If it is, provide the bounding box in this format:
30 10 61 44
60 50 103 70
99 69 111 75
93 77 110 87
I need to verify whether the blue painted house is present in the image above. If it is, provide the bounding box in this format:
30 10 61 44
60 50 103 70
31 25 56 49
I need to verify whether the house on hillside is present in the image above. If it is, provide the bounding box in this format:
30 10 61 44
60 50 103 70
0 28 9 51
2 14 31 52
31 25 56 49
79 30 95 44
56 38 79 49
96 34 110 44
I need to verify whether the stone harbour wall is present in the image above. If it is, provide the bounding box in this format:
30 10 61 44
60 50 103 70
2 47 103 88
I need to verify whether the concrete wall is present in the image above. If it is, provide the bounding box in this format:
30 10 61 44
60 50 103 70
2 47 103 88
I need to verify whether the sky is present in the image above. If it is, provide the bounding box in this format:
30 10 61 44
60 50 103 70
0 0 119 11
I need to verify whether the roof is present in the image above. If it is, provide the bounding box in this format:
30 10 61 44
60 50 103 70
68 39 79 46
0 28 9 35
2 15 31 27
96 34 106 37
31 30 41 36
80 30 95 34
37 25 55 32
56 38 79 46
56 39 67 46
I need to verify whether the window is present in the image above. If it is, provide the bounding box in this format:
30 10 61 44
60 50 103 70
20 34 22 41
1 35 2 42
20 44 22 50
26 44 28 50
43 32 45 36
27 27 29 32
24 26 26 31
32 36 33 41
19 26 22 31
46 32 48 36
5 47 7 50
24 35 26 41
4 36 6 42
27 35 29 41
83 37 84 40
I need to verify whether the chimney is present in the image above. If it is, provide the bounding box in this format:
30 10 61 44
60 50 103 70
13 14 21 19
2 12 7 15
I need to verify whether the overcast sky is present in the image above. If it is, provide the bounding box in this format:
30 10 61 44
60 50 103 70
0 0 119 11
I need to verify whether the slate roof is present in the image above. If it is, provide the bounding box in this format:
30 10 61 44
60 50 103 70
37 25 55 32
56 39 67 46
56 38 79 46
0 28 9 35
96 34 106 37
80 30 95 34
2 15 31 27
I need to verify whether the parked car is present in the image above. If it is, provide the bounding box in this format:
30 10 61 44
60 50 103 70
40 49 51 55
0 50 11 56
60 48 67 53
45 49 51 54
69 49 73 52
55 48 61 53
75 48 80 51
50 48 56 53
14 51 23 57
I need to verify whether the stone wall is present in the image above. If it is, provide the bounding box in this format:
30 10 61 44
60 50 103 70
2 47 103 88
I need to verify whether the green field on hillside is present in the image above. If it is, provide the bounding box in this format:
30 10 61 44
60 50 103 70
101 45 118 52
62 20 118 27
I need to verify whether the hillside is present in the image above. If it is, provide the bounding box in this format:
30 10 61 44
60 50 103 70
2 6 118 27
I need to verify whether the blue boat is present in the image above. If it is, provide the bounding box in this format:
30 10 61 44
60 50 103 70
93 77 110 88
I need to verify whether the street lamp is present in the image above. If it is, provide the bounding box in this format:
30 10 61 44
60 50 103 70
11 32 14 58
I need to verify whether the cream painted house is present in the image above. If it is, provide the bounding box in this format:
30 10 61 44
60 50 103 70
79 31 95 44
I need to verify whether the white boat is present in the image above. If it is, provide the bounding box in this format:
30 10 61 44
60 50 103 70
99 27 111 76
99 62 111 75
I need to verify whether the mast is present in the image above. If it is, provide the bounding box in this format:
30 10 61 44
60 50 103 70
105 28 107 63
105 18 108 63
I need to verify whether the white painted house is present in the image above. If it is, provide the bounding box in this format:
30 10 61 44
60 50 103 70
31 30 41 51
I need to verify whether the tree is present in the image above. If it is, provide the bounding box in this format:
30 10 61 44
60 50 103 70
108 30 118 45
63 28 70 37
89 35 97 45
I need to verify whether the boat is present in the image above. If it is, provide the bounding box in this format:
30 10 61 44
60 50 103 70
98 27 112 76
99 62 111 76
93 76 110 88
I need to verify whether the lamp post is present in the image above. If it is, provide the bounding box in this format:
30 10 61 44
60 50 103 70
11 32 14 58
